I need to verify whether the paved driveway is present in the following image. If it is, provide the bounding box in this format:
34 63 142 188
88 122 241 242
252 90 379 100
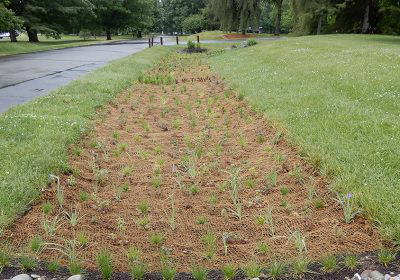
0 37 283 114
0 40 149 113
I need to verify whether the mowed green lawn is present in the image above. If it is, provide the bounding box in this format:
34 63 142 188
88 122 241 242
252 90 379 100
207 34 400 242
0 46 171 232
0 34 135 56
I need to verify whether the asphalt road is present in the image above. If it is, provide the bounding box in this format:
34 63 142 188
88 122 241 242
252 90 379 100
0 37 283 114
0 40 150 113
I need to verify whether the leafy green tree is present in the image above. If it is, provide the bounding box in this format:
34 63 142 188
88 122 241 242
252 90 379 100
91 0 130 40
376 0 400 34
182 14 206 33
0 0 22 42
8 0 92 42
160 0 205 34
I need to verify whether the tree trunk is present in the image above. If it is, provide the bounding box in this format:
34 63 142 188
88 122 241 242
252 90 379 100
106 29 112 40
9 29 17 42
27 28 39 42
274 0 283 35
242 29 246 35
362 0 370 33
317 15 323 35
137 30 142 38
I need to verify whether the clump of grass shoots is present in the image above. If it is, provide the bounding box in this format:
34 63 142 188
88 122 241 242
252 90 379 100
97 249 113 280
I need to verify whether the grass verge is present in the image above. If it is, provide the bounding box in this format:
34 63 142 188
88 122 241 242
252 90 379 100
0 46 172 232
207 34 400 242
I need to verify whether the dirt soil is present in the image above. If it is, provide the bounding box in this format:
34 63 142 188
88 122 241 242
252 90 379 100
223 34 256 39
1 53 380 274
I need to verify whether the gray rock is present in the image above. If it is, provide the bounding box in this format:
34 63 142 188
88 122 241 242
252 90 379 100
11 275 32 280
239 42 248 48
30 275 41 279
385 275 400 280
370 270 385 280
351 274 361 280
67 276 82 280
361 270 373 278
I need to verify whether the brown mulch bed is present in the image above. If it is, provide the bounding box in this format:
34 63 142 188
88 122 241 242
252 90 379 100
1 53 380 274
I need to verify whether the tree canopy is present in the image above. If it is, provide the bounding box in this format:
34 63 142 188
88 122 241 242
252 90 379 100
1 0 399 43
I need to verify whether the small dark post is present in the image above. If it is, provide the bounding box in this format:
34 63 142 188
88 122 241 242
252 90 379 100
151 37 154 46
197 36 200 44
148 38 151 48
176 36 179 45
160 37 163 46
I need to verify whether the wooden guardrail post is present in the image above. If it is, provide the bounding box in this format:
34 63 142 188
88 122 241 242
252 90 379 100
197 36 200 44
148 38 151 48
176 36 179 45
151 37 154 46
160 37 163 46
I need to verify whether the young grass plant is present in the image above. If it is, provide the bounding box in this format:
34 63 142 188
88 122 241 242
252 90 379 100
30 235 43 254
127 246 147 280
202 232 216 260
314 198 324 209
265 170 278 192
42 201 53 215
257 242 269 255
222 264 236 280
127 246 140 264
244 261 262 279
97 249 113 280
160 252 176 280
377 248 396 267
343 255 358 270
68 257 83 275
321 255 337 272
149 233 163 247
19 256 37 271
196 216 207 225
268 262 285 280
131 262 147 280
0 248 11 272
77 231 88 247
137 200 150 214
291 257 310 276
46 261 60 273
191 265 208 280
